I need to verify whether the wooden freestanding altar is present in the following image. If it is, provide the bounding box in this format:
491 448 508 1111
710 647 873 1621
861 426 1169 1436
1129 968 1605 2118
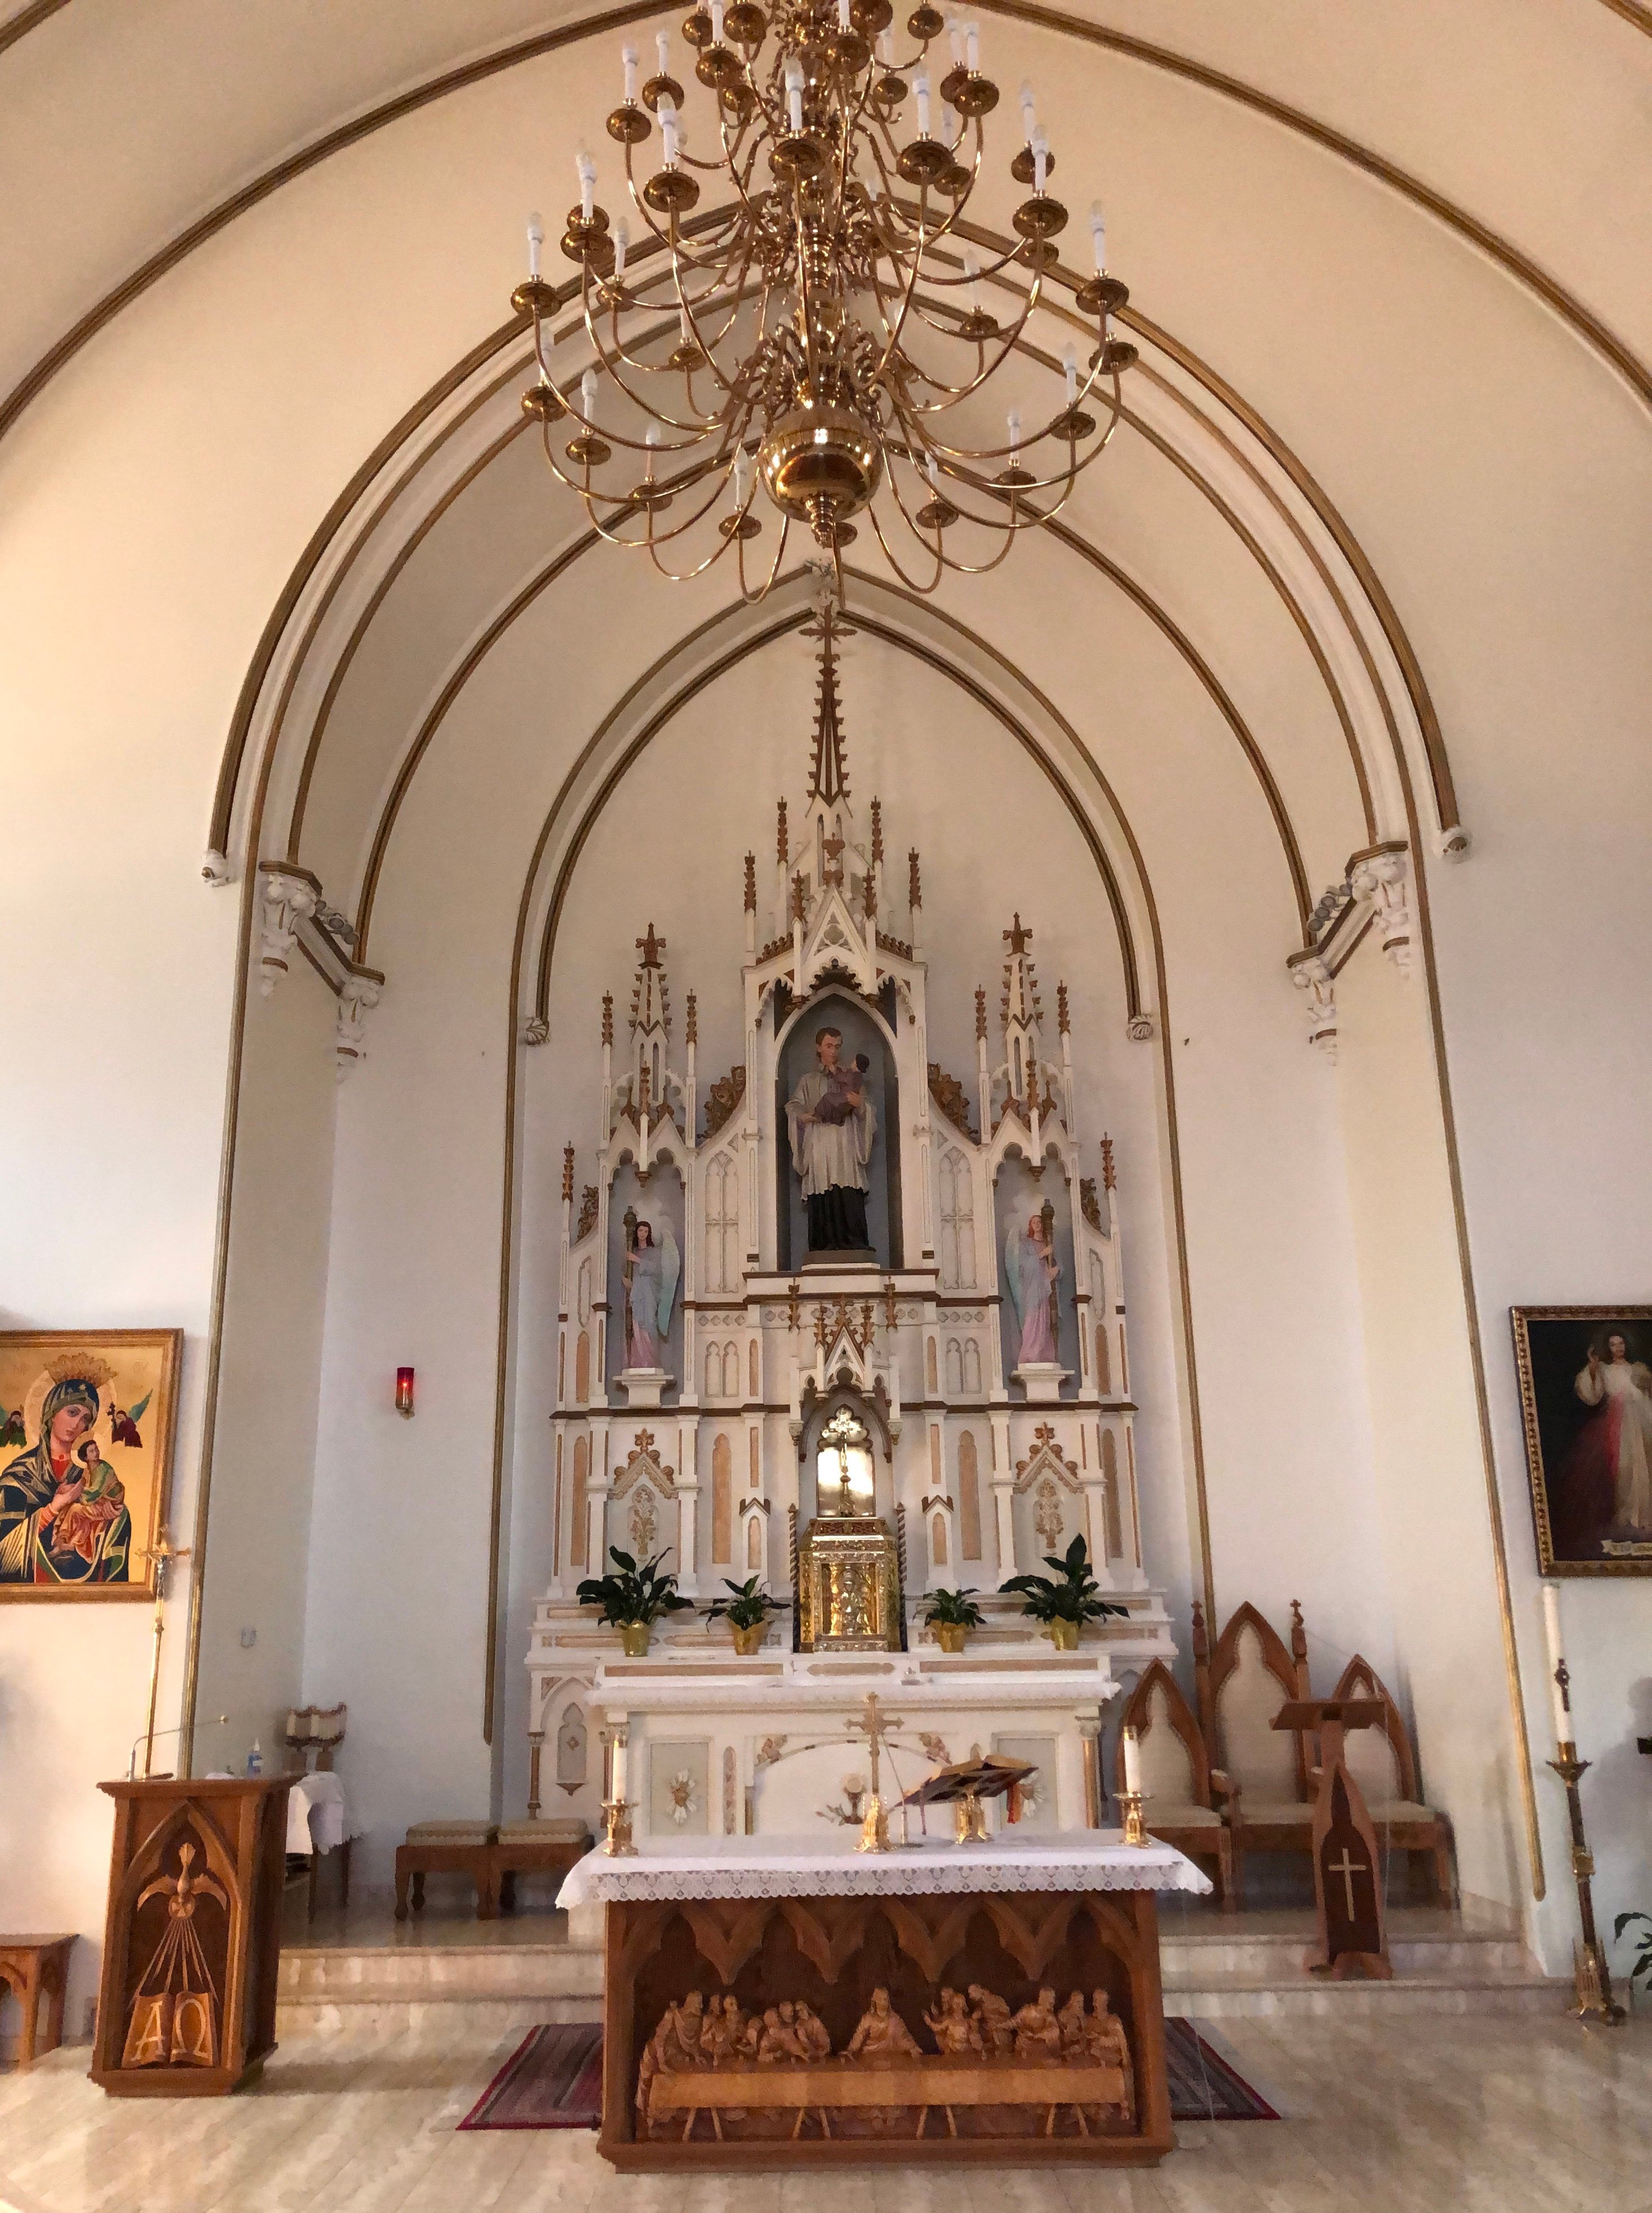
559 1832 1210 2168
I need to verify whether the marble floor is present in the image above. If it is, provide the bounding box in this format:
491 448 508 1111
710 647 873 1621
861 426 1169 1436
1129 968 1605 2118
1 2008 1647 2213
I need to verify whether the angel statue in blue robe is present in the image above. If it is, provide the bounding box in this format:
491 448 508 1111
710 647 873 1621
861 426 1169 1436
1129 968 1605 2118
1004 1209 1060 1369
623 1217 681 1371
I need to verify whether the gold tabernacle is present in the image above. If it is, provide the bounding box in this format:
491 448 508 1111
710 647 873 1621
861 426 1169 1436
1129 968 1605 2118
796 1515 902 1652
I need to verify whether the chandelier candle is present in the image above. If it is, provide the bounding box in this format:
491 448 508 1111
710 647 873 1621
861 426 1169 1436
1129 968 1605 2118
507 0 1134 597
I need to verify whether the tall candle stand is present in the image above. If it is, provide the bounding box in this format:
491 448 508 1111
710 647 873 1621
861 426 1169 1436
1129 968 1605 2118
1549 1666 1624 2025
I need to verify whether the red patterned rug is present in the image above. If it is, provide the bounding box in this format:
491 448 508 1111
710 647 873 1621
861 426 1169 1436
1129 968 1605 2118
458 2023 605 2129
456 2018 1277 2131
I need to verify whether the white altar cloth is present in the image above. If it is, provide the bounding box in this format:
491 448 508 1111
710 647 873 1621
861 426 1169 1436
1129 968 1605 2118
284 1772 362 1856
559 1830 1210 1907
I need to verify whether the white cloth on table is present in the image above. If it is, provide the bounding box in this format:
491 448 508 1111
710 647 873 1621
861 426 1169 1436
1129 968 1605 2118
285 1771 360 1856
558 1829 1211 1909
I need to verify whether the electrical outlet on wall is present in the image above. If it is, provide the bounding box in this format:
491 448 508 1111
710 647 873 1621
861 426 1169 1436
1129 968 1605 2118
239 1627 257 1648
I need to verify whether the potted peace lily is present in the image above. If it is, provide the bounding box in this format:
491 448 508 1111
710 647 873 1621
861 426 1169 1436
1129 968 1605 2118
1000 1534 1127 1652
576 1545 693 1656
704 1575 789 1656
922 1587 987 1655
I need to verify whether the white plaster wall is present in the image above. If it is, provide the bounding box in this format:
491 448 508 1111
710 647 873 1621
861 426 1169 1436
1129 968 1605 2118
192 958 341 1772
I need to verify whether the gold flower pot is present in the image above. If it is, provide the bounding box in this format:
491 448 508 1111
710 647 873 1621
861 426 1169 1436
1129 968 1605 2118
934 1623 968 1655
1047 1618 1080 1652
619 1621 653 1657
731 1622 766 1656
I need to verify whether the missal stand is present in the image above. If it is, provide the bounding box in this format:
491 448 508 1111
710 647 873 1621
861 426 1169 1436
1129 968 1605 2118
1271 1700 1393 1981
90 1776 292 2096
901 1754 1038 1843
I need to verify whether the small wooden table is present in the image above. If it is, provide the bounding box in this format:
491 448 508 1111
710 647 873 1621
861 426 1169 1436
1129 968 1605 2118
0 1935 75 2067
560 1832 1209 2170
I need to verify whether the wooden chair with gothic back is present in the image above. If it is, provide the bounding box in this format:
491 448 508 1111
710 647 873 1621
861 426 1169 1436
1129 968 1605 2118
1192 1599 1315 1897
1328 1655 1456 1905
1112 1660 1240 1910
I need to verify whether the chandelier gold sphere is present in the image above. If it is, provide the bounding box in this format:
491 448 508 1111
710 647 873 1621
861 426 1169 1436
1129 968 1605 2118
507 0 1135 600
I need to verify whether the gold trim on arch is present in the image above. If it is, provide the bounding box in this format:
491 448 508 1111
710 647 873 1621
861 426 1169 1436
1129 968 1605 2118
0 0 71 59
2 0 1646 476
211 316 526 853
349 498 1308 961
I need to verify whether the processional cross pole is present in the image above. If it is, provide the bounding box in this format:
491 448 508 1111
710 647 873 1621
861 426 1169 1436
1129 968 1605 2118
847 1692 905 1854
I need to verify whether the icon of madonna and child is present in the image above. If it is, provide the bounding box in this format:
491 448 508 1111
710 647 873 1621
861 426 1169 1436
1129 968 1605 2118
0 1350 161 1591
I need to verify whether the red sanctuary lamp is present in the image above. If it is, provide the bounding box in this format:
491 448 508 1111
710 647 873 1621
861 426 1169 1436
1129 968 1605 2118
395 1367 415 1419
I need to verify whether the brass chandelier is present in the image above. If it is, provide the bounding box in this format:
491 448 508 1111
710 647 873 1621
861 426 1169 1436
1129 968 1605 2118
509 1 1136 597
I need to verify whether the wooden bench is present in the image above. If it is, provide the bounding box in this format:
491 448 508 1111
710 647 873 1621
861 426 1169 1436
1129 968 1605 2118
490 1821 592 1912
0 1934 75 2067
394 1825 499 1921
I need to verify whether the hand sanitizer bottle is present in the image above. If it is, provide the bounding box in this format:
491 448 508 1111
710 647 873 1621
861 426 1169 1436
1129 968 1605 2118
247 1739 263 1777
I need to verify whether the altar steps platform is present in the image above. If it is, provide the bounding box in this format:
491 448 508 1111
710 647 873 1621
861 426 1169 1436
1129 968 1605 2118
276 1902 603 2037
1156 1897 1563 2018
277 1893 1564 2032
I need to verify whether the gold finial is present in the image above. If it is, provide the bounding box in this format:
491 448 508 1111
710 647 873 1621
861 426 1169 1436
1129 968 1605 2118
601 992 614 1046
1101 1134 1116 1190
1057 980 1070 1034
908 848 921 910
791 870 807 924
744 852 757 911
870 796 883 867
1004 913 1032 956
562 1143 575 1202
636 923 666 967
685 989 697 1045
777 796 789 867
974 985 987 1041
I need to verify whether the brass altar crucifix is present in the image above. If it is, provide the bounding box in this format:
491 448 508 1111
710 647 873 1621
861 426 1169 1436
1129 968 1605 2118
846 1692 905 1853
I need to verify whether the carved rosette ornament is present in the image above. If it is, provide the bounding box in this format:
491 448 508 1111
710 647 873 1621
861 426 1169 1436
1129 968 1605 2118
1347 842 1414 975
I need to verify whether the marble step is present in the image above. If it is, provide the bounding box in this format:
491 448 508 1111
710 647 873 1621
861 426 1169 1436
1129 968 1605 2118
278 1938 604 2011
274 1994 600 2036
1158 1929 1537 1982
1159 1924 1563 2017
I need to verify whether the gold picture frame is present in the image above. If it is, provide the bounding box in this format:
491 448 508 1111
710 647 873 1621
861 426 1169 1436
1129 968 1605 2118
1512 1305 1652 1578
0 1329 182 1601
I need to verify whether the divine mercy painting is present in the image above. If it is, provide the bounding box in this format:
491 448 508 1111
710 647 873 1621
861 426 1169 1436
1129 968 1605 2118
0 1331 181 1600
1512 1306 1652 1575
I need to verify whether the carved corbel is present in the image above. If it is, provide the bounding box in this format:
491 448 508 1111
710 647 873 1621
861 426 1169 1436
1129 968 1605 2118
1287 950 1337 1060
335 970 384 1080
202 850 234 888
1126 1013 1154 1043
256 863 320 996
1347 841 1414 975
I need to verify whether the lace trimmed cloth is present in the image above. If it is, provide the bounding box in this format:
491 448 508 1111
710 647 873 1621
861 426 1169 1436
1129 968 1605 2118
559 1831 1211 1907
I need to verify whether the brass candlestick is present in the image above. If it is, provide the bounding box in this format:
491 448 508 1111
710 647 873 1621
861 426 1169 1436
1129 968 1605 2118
601 1798 637 1856
1548 1738 1625 2026
1118 1789 1148 1848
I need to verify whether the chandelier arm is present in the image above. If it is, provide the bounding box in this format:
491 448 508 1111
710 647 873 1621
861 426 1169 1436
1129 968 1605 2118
738 508 792 605
869 182 936 384
862 496 950 597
